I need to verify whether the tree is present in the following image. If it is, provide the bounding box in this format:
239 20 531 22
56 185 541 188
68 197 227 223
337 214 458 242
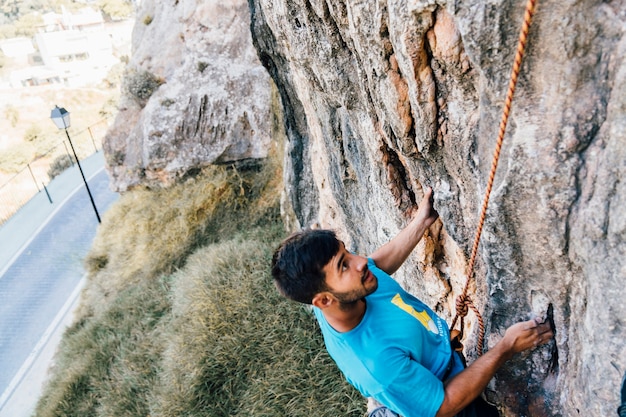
5 105 19 127
14 12 43 37
97 0 133 21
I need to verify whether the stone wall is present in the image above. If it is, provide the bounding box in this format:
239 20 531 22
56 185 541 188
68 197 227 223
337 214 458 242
248 0 626 415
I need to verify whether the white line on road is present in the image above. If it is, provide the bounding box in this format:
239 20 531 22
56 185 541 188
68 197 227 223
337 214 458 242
0 166 105 279
0 277 86 412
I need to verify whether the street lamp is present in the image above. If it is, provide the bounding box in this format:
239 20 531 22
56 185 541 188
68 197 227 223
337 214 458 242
50 105 101 224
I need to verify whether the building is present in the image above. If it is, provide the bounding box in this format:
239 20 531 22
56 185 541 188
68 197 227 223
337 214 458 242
34 29 114 69
0 38 36 64
2 8 120 87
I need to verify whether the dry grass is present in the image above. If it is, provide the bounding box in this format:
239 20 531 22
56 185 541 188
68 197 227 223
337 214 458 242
35 145 365 416
80 158 281 318
150 235 364 417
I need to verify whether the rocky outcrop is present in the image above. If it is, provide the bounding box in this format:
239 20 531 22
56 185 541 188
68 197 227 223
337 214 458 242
103 0 272 191
249 0 626 415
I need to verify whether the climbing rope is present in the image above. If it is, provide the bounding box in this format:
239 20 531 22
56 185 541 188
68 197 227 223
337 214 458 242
450 0 539 356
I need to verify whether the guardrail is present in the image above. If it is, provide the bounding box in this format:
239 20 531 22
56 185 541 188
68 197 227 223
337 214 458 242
0 117 111 226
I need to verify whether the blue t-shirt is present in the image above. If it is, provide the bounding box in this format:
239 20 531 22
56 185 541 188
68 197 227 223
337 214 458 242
313 258 463 417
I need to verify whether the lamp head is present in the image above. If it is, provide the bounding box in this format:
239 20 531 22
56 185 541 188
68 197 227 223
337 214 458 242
50 105 70 129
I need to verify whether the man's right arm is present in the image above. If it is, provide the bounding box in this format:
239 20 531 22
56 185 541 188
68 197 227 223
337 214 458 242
369 187 438 276
435 318 554 417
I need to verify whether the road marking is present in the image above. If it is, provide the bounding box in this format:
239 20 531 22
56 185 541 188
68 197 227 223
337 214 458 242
0 166 105 279
0 277 86 411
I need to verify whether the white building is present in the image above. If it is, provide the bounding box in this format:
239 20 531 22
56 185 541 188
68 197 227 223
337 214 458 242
0 38 36 62
1 7 123 88
40 7 106 32
34 29 114 69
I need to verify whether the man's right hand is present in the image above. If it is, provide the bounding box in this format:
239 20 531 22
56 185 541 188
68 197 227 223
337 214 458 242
412 187 439 229
370 187 439 275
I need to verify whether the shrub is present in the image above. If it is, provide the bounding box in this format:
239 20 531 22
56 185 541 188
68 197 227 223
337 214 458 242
24 124 42 142
160 98 175 107
47 154 75 180
23 124 59 158
197 61 208 73
0 144 33 173
4 105 19 127
97 0 134 21
124 69 164 106
99 96 119 119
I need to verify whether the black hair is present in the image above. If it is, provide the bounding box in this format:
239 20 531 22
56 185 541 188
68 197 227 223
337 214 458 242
271 229 340 304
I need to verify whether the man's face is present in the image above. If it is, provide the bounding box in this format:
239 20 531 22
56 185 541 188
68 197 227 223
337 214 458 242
321 242 378 305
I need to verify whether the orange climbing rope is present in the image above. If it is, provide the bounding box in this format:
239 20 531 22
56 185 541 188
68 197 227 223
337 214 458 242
450 0 539 356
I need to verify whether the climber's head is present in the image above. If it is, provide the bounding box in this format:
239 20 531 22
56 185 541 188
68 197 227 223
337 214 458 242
271 229 377 307
271 229 340 304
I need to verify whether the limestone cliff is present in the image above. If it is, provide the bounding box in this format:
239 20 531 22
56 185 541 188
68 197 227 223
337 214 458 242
248 0 625 416
103 0 273 191
103 0 625 414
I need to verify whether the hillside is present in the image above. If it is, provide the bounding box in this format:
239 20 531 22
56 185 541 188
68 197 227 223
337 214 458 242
36 154 367 416
45 0 626 416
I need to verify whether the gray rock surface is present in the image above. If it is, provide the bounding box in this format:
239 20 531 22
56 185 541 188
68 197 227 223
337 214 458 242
103 0 273 191
248 0 626 415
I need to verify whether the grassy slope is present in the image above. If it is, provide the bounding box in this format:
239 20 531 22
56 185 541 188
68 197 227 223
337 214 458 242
35 157 366 416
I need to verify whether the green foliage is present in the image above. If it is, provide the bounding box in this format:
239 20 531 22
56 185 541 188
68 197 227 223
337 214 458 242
0 0 132 39
98 96 119 119
142 14 152 25
0 25 15 39
197 61 208 73
0 144 33 173
0 10 44 39
124 69 164 106
22 123 60 158
47 153 74 180
160 98 175 107
97 0 133 21
1 0 61 19
13 12 43 37
23 123 42 142
4 104 19 127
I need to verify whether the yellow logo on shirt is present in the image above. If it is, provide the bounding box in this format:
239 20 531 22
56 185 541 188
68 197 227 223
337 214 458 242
391 294 439 335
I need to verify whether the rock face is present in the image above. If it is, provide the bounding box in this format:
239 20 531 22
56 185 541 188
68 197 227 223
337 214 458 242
248 0 626 415
103 0 272 191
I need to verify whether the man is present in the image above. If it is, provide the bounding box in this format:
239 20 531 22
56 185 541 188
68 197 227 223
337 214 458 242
271 187 554 417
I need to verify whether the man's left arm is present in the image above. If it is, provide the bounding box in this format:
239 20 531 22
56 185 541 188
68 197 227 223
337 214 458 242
435 318 554 417
370 187 439 275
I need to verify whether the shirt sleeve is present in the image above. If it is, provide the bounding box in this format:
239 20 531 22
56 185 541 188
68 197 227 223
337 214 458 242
373 350 445 417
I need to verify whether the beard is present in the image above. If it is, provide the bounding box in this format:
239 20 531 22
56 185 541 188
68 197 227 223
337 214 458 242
330 281 378 309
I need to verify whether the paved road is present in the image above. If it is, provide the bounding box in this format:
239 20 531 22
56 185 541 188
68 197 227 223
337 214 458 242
0 153 119 416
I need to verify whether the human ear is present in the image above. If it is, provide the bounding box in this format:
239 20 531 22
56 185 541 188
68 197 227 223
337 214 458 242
312 292 334 309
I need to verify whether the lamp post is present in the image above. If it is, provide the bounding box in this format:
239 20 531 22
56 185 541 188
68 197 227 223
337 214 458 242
50 105 101 224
